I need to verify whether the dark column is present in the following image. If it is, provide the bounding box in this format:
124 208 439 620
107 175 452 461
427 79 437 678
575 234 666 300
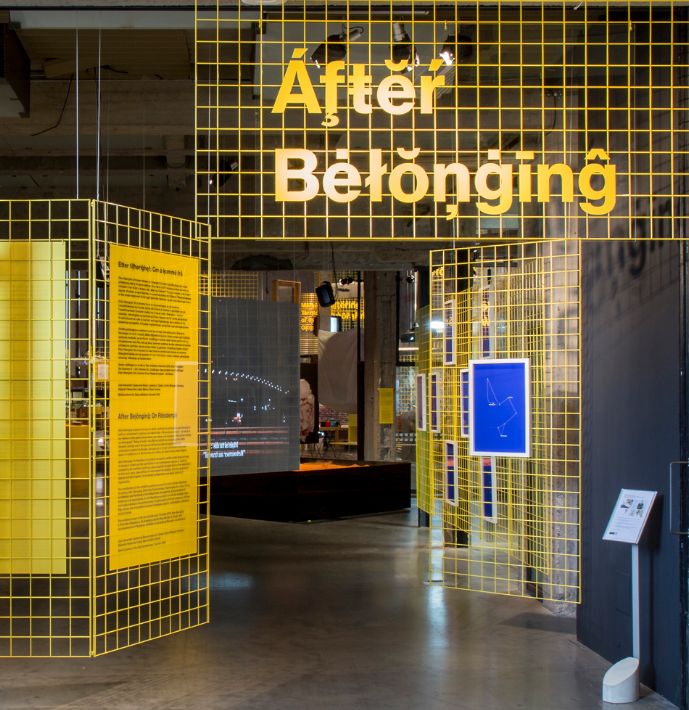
363 271 398 462
678 8 689 709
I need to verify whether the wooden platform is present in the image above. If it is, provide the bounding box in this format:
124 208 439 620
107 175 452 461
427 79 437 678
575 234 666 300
208 460 411 522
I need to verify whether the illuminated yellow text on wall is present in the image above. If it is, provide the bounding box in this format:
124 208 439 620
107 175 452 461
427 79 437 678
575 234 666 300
197 4 686 240
272 55 617 217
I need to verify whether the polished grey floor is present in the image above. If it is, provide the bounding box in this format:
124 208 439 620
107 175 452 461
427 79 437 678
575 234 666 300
0 509 678 709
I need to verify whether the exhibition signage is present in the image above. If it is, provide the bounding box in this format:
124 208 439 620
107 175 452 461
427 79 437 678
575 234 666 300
469 358 531 458
460 368 469 438
416 374 426 431
476 287 498 521
0 241 67 574
481 456 498 523
445 440 458 507
443 299 456 365
379 387 394 425
601 489 657 703
270 54 617 218
430 371 441 433
603 489 657 545
109 244 199 570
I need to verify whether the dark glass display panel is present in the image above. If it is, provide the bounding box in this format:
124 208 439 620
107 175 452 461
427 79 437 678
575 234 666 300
210 298 299 475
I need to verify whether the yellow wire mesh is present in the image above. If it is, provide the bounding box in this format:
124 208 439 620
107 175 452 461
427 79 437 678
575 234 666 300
195 1 687 241
300 285 362 355
92 202 210 655
415 305 436 515
0 200 91 657
0 200 210 656
210 271 261 299
428 241 580 606
395 365 416 453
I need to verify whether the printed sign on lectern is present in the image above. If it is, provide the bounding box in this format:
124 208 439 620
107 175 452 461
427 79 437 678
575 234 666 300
469 358 531 458
603 489 657 544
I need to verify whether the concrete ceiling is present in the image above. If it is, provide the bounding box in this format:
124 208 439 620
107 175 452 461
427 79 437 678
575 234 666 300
0 3 670 268
0 5 470 266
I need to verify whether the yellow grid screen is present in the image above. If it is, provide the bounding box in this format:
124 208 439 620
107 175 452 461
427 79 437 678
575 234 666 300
428 241 580 605
414 305 436 515
210 271 260 299
0 200 92 656
0 200 210 657
196 1 687 241
0 240 67 579
92 201 210 655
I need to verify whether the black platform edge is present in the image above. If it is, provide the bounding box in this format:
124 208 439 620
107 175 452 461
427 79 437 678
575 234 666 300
204 460 412 522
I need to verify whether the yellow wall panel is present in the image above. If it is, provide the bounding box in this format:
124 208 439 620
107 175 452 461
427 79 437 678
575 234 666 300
0 240 67 575
109 244 200 570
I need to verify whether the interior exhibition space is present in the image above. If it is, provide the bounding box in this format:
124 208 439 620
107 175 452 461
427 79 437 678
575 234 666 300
0 0 687 707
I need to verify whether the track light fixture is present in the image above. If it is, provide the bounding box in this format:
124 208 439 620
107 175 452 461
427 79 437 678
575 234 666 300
391 22 419 72
315 281 336 307
438 29 473 66
439 35 456 66
311 26 365 67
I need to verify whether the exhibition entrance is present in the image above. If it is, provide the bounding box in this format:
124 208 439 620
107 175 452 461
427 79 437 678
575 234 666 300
0 1 687 708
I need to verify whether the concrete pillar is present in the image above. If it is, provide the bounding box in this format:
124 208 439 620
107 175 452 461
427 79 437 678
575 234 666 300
539 94 580 614
363 271 398 461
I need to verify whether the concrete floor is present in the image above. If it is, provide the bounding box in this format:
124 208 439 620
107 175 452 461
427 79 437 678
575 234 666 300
0 508 678 709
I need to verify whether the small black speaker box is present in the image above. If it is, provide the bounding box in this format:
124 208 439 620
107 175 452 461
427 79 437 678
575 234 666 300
315 282 335 307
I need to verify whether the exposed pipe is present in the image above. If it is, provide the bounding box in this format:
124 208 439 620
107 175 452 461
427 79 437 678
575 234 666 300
678 5 689 708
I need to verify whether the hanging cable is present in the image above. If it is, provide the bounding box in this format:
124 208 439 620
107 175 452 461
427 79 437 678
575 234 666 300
75 27 79 198
142 105 146 212
31 75 73 137
330 241 337 287
96 28 102 201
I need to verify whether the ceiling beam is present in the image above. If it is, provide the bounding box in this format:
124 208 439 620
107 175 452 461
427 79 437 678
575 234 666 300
10 9 257 30
0 79 194 136
211 239 455 271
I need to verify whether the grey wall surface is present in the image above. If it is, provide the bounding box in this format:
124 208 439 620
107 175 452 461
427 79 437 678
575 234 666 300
579 241 681 705
210 298 300 475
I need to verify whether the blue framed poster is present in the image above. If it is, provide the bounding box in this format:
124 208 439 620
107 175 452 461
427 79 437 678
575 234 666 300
430 370 441 433
460 368 469 438
469 358 531 457
415 373 426 431
481 456 498 522
445 440 458 506
443 299 456 366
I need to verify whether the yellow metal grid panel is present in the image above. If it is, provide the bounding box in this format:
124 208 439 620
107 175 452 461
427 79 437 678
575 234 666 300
0 200 91 657
92 201 210 655
300 283 362 355
0 200 210 657
414 305 436 515
196 2 687 241
300 293 320 355
395 365 416 450
430 241 580 605
210 271 260 299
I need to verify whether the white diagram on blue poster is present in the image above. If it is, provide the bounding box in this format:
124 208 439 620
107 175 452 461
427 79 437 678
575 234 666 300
469 358 531 458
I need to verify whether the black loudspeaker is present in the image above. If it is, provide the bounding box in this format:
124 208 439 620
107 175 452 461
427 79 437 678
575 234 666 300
315 281 335 307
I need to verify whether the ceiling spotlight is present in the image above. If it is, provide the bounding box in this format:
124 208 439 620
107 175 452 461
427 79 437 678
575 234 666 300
439 36 455 65
311 26 365 67
391 22 419 72
438 30 473 66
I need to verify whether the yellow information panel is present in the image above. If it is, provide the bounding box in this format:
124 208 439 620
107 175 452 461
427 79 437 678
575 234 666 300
109 244 199 570
0 240 67 575
378 388 394 425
